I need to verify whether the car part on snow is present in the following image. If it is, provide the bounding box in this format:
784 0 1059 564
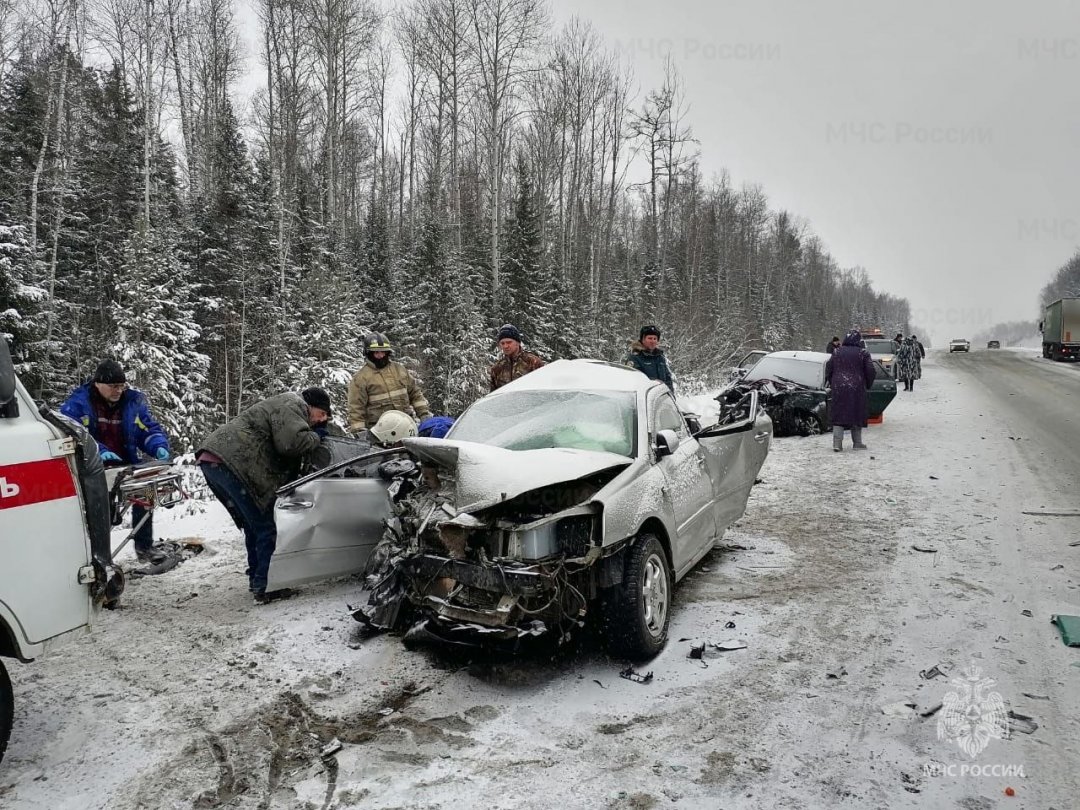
1051 614 1080 646
619 666 653 684
319 738 343 759
712 640 747 652
919 664 950 680
1007 710 1038 735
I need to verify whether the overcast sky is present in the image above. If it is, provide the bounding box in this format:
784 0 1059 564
542 0 1078 343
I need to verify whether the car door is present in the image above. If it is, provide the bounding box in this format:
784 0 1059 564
265 442 394 591
695 391 772 534
650 390 717 574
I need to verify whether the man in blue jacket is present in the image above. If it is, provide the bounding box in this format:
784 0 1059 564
624 325 675 393
61 359 171 563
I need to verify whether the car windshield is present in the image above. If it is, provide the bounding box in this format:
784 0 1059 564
744 357 824 389
449 390 637 457
864 339 895 354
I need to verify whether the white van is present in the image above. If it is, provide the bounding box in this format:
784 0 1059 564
0 340 124 763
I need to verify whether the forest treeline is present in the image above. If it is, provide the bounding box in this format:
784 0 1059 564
0 0 914 447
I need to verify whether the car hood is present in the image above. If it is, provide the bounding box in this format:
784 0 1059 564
402 437 634 513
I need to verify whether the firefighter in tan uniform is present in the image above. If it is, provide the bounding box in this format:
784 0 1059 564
347 333 432 434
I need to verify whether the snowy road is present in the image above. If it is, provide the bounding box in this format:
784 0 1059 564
942 347 1080 488
2 351 1079 809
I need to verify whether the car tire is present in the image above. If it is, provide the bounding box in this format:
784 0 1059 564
0 659 12 765
603 534 672 660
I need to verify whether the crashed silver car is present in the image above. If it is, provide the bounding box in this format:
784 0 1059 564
295 359 766 659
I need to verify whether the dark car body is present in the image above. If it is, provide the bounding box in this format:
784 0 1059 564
987 340 1001 349
721 351 897 435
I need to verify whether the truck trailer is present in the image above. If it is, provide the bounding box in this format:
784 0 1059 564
1040 298 1080 361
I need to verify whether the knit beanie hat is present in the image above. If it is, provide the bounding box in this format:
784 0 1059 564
93 359 126 384
301 387 332 415
496 324 523 343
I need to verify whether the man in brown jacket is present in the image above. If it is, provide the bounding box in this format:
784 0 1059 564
489 324 545 391
347 333 432 433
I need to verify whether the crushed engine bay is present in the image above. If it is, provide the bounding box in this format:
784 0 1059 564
353 440 632 647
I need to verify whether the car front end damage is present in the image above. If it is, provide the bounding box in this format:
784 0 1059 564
717 380 828 437
355 440 632 646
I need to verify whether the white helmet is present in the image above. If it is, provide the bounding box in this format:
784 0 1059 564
370 410 418 446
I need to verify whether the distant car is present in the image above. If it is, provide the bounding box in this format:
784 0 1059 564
724 351 897 435
862 338 898 374
949 339 970 353
987 340 1001 349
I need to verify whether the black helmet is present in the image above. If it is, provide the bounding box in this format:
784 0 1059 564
364 333 393 356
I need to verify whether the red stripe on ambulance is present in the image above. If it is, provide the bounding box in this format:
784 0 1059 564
0 458 78 510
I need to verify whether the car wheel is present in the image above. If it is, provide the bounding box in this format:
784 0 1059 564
0 659 12 765
603 534 672 660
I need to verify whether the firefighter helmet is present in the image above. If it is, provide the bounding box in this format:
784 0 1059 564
370 410 417 446
364 333 393 355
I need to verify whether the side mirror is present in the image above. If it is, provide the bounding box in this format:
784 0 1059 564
655 429 680 458
1038 321 1043 333
0 337 16 410
730 368 748 381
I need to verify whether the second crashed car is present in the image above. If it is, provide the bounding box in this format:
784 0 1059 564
273 359 772 658
719 350 897 436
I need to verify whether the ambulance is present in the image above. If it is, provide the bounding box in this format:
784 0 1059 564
0 339 124 763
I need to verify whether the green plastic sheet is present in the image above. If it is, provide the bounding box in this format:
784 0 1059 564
1051 614 1080 647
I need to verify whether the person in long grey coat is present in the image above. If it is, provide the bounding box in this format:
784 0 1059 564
825 331 876 451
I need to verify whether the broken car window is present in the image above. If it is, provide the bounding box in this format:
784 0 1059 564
450 390 637 457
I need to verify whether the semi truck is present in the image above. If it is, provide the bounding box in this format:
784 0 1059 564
0 339 124 763
1039 298 1080 361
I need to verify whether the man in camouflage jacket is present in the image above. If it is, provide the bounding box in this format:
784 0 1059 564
489 324 545 391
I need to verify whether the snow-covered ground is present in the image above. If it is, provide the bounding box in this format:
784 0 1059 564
2 351 1079 809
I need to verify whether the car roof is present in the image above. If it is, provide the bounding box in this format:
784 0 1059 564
757 351 831 363
491 358 661 395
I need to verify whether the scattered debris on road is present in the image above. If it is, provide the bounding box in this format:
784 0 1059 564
319 738 343 759
619 667 653 685
1007 710 1038 735
712 640 747 652
919 664 950 680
